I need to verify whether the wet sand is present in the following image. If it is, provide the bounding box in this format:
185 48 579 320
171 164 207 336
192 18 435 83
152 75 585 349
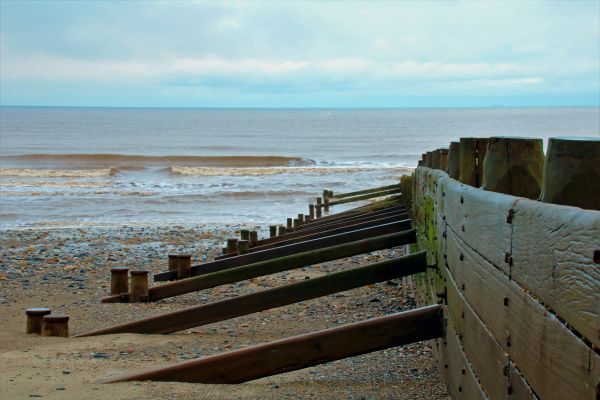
0 224 447 399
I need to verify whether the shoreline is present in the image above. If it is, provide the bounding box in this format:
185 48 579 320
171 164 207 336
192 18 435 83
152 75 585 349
0 221 446 399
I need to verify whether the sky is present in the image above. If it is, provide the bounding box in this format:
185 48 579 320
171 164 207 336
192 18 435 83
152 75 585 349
1 0 599 108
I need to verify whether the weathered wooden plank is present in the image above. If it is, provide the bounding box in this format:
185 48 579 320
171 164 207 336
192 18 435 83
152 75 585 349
154 220 411 282
444 309 488 400
441 172 513 274
445 229 600 400
444 259 510 400
103 305 443 384
79 252 427 336
509 361 539 400
511 199 600 348
104 230 416 302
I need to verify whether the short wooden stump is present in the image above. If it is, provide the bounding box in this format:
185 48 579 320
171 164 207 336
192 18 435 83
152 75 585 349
177 255 192 279
41 314 69 337
130 270 149 303
110 266 129 295
249 231 258 247
25 307 51 334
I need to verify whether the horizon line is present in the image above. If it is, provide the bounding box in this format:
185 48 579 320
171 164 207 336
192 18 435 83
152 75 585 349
2 104 599 110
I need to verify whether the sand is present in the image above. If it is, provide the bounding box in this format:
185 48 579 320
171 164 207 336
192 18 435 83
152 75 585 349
0 224 447 399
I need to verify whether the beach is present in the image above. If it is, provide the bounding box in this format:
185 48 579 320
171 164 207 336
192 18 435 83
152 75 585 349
0 223 447 399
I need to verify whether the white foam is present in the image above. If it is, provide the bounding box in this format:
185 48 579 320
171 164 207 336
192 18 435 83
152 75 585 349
170 165 411 176
0 168 117 178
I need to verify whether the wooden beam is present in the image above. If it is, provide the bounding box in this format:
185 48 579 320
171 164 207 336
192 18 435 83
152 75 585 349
326 188 402 207
103 229 416 303
331 184 402 199
103 304 442 384
154 219 411 282
79 252 427 336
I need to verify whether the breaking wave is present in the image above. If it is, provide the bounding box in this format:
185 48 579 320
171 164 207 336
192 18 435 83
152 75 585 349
0 168 117 178
170 166 410 176
1 154 313 168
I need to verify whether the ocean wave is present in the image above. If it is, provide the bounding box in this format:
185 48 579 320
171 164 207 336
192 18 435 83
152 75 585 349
0 180 113 188
170 165 411 176
0 168 117 178
1 154 313 168
0 189 155 197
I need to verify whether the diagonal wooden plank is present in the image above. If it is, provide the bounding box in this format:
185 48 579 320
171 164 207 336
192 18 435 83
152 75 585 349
103 305 443 384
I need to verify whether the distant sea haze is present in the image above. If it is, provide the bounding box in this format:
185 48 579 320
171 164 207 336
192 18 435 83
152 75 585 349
0 106 598 228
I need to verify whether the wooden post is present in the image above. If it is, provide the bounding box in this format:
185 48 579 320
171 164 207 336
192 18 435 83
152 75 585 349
168 255 178 272
293 218 300 230
448 141 460 179
110 267 129 295
278 226 287 236
482 137 544 199
78 252 427 336
130 270 149 303
240 229 250 241
177 255 191 279
25 308 51 334
226 239 238 254
316 198 322 218
103 305 442 384
309 204 315 219
459 137 489 187
249 231 258 247
297 214 304 226
304 214 311 223
269 226 277 238
425 151 433 167
431 149 441 169
439 148 449 172
286 218 293 231
541 137 600 210
41 314 69 337
237 240 250 255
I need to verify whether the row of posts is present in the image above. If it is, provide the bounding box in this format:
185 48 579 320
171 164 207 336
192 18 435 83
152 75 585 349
418 136 599 210
103 188 339 307
265 189 334 239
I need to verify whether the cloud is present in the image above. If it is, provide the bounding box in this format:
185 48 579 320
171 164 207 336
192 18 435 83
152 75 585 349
0 0 598 106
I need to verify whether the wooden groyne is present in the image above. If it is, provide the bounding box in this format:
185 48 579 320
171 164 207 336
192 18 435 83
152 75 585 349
411 136 599 400
25 136 599 398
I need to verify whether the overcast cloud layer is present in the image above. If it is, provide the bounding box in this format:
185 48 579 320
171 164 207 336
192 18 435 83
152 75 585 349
1 1 598 107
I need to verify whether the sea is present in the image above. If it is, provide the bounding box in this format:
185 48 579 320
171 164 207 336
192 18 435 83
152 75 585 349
1 106 598 229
